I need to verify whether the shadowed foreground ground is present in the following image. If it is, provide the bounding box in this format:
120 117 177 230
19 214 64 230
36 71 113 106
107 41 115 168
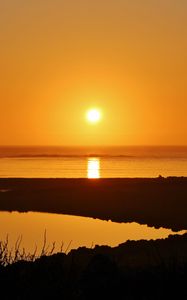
0 233 187 299
0 177 187 231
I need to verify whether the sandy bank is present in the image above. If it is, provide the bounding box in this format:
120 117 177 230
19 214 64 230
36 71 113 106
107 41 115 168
0 177 187 231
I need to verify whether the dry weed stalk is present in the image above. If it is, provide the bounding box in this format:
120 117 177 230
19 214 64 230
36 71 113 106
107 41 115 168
0 231 64 267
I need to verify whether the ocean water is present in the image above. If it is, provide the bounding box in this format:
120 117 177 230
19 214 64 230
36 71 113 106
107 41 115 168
0 146 187 178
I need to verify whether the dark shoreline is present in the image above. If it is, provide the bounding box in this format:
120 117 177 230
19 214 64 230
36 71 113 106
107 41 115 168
1 177 187 299
0 177 187 231
1 233 187 299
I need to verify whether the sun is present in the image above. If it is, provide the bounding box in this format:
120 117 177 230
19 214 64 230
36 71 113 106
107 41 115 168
86 108 102 124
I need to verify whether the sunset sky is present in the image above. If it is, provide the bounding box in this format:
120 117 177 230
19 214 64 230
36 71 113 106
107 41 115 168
0 0 187 146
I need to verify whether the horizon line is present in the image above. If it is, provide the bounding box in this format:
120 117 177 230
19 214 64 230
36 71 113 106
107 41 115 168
0 144 187 148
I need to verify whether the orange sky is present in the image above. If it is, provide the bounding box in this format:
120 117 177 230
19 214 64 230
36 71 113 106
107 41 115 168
0 0 187 146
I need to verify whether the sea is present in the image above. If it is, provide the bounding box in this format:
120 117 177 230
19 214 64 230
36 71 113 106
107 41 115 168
0 146 186 254
0 145 187 178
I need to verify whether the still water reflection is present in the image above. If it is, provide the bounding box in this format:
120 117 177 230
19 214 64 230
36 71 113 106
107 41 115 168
0 211 182 255
87 158 100 178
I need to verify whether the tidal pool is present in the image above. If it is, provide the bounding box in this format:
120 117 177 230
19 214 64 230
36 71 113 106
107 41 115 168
0 211 184 255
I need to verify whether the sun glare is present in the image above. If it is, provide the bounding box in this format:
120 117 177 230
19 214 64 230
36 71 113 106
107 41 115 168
86 108 101 124
87 158 100 179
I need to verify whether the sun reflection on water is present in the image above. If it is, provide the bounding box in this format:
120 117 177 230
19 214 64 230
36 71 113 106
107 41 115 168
87 158 100 179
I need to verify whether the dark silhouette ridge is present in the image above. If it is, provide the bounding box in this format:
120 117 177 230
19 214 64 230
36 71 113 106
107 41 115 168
0 177 187 231
0 233 187 299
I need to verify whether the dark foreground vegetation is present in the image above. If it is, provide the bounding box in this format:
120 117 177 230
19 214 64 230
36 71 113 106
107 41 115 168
0 177 187 231
0 233 187 299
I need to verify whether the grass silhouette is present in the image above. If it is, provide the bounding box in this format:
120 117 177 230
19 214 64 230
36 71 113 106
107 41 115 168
0 233 187 299
0 230 65 266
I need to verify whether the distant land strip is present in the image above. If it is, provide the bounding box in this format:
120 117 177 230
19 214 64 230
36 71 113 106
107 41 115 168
0 177 187 232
